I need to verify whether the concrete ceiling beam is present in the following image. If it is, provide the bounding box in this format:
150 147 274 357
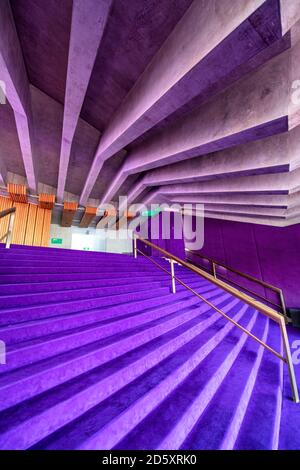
57 0 112 202
123 130 295 206
84 0 284 205
0 0 37 192
154 168 300 197
0 157 7 186
170 193 291 208
123 51 290 176
104 41 298 204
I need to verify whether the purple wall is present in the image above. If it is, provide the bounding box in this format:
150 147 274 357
137 212 185 259
186 217 300 308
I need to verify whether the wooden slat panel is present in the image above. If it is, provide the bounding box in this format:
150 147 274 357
79 206 97 228
124 211 135 219
7 183 28 203
0 196 13 241
41 209 52 247
39 194 55 209
117 210 136 229
97 208 117 229
62 201 78 227
1 197 52 247
11 203 29 245
33 207 45 246
24 204 38 246
104 209 117 217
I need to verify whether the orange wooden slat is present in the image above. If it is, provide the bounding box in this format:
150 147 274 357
41 209 52 247
11 203 29 245
124 211 135 219
64 202 78 211
7 183 28 203
1 197 53 247
39 194 55 209
24 204 38 246
79 206 97 228
0 196 13 241
104 209 117 217
117 210 136 229
33 207 45 246
62 201 78 227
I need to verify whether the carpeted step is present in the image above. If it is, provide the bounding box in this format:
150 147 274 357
0 264 169 275
0 275 167 295
32 302 250 450
2 286 222 372
0 286 217 345
0 250 134 259
0 253 142 264
0 273 210 296
181 317 269 449
0 287 171 326
0 244 132 258
0 292 234 413
278 327 300 450
0 260 175 276
0 275 211 310
0 245 294 450
0 280 172 309
0 296 241 449
107 307 257 450
232 319 283 450
0 271 164 284
0 260 147 269
0 259 192 285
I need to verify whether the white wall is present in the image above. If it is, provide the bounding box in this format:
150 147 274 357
105 229 134 254
49 224 133 254
49 224 73 249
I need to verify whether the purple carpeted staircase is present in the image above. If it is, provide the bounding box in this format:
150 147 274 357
0 245 299 450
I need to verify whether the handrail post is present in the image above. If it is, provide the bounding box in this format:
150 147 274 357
133 235 137 259
279 317 299 403
279 289 288 321
212 261 217 279
5 211 15 249
170 259 176 294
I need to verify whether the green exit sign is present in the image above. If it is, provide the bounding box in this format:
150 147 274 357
51 238 63 245
141 208 161 217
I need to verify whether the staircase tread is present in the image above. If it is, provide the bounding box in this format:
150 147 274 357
0 247 291 450
7 287 219 353
0 298 242 448
0 286 171 315
0 293 233 388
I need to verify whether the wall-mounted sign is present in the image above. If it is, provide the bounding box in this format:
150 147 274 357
141 208 161 217
51 238 63 245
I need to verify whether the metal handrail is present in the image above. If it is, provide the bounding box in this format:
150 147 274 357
0 207 16 248
185 248 287 318
133 235 299 403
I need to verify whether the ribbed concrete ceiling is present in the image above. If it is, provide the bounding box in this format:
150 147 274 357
0 0 300 225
